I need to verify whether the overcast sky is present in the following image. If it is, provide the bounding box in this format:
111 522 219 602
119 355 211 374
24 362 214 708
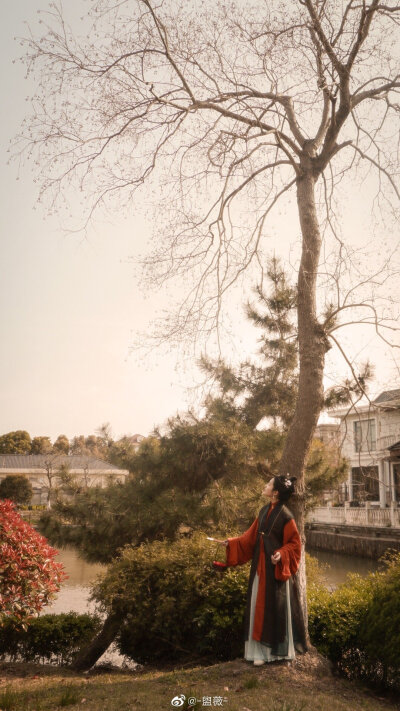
0 1 399 443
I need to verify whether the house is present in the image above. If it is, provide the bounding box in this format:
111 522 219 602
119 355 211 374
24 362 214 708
331 389 400 507
0 454 129 506
126 434 145 450
314 422 340 446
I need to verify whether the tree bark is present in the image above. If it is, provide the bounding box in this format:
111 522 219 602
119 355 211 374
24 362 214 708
70 611 123 672
279 159 330 642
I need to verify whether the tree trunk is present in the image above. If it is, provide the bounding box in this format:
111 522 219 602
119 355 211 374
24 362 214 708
70 611 123 672
279 162 330 643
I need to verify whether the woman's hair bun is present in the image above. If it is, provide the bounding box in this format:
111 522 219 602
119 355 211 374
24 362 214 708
273 473 296 502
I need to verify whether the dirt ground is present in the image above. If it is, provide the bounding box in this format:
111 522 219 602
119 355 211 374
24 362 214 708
0 649 398 711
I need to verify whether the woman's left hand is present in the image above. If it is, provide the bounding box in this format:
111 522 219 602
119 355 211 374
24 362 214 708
271 551 281 565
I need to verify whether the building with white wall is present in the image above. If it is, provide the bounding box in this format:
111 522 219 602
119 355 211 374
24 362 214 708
0 454 129 506
126 434 145 450
314 421 340 447
331 389 400 507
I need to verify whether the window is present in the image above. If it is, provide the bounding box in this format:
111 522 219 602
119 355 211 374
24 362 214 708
351 466 379 501
353 419 376 453
394 464 400 503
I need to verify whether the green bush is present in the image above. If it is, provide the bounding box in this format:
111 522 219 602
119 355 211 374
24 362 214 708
308 571 374 662
357 552 400 688
0 612 102 665
91 536 326 666
91 532 249 664
308 551 400 692
0 475 33 505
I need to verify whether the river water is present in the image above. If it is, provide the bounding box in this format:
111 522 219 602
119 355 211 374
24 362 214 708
306 547 379 589
42 545 379 617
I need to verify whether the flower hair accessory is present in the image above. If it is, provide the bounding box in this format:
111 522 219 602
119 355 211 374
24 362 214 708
276 474 297 490
273 474 297 500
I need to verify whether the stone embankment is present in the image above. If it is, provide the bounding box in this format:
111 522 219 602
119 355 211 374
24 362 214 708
306 522 400 558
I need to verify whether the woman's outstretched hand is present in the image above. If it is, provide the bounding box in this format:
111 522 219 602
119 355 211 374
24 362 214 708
206 536 228 547
271 551 281 564
218 539 229 547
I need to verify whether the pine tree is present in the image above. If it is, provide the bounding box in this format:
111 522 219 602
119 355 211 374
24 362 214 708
201 258 298 429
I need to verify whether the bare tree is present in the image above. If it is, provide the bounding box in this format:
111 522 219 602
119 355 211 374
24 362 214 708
17 0 400 639
35 454 63 508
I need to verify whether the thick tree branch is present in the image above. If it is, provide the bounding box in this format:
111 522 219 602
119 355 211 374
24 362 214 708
346 0 379 72
352 77 400 106
302 0 344 75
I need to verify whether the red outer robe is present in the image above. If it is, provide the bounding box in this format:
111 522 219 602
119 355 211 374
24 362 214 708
225 504 301 643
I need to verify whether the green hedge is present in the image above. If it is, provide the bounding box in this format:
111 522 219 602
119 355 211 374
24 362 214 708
0 612 102 665
359 553 400 679
308 551 400 692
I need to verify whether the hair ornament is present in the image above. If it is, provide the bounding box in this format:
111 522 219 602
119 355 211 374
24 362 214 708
273 474 296 501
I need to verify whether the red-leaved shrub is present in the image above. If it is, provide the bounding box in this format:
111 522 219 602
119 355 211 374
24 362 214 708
0 499 67 627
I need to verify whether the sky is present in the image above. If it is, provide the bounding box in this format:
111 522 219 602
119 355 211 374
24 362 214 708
0 0 399 443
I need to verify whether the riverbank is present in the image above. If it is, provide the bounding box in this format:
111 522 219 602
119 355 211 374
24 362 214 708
306 522 400 558
0 651 398 711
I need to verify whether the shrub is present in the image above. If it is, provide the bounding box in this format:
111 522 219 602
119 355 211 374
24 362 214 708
0 612 102 665
308 550 400 692
308 571 375 662
0 475 33 505
305 552 329 591
90 536 327 666
0 499 67 627
357 551 400 689
90 532 249 664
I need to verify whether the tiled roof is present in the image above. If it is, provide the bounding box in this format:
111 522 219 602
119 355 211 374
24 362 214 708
388 440 400 451
0 454 126 472
374 389 400 404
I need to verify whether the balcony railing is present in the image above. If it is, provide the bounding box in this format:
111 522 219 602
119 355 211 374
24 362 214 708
307 504 400 528
376 434 400 450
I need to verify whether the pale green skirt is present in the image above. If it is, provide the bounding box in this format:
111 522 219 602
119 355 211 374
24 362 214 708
244 572 295 662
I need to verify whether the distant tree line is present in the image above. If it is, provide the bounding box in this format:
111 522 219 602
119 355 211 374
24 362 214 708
0 429 107 458
0 424 147 464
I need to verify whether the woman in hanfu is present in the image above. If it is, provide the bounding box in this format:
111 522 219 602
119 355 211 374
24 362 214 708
217 475 307 666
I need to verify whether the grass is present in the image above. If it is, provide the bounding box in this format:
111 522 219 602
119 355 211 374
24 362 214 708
0 686 21 711
0 653 398 711
242 676 259 690
59 686 80 707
